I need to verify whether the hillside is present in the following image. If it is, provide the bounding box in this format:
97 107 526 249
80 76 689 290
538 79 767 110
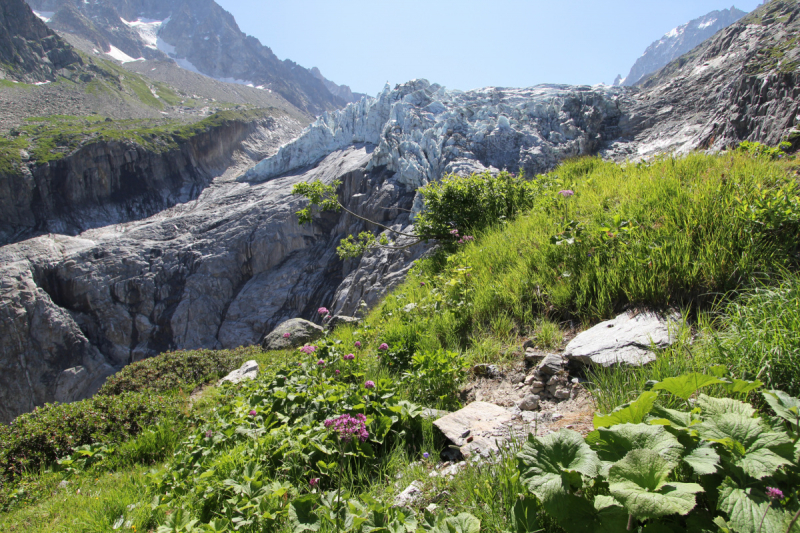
613 6 747 86
23 0 362 114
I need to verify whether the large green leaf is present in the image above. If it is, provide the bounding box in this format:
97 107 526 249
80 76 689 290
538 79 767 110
589 423 684 466
717 477 789 533
696 394 756 418
648 404 694 429
696 413 793 479
652 374 726 400
763 390 800 429
682 444 720 476
288 495 321 532
517 430 600 494
608 449 702 520
722 378 763 395
512 497 541 533
594 391 659 429
443 513 481 533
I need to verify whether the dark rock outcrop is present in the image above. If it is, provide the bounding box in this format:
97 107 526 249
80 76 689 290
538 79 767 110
0 0 81 83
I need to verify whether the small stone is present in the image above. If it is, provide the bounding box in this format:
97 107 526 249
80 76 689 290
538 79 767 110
535 354 565 376
551 413 564 422
393 480 424 507
524 374 536 385
530 381 545 391
217 360 259 385
553 387 571 399
518 394 540 411
472 364 501 378
510 372 526 384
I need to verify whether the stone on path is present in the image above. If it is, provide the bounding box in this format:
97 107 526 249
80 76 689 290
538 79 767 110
217 360 259 385
393 480 424 507
565 311 679 367
261 318 324 351
433 401 514 458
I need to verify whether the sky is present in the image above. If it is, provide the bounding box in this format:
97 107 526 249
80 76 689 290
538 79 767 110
215 0 764 97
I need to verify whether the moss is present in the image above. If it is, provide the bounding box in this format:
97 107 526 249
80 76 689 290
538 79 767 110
0 137 29 175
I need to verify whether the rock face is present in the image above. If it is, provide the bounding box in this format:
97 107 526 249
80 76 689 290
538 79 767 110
25 0 351 115
565 311 679 367
606 0 800 160
615 7 748 87
217 359 258 385
310 67 367 105
0 0 81 83
261 318 324 351
433 401 514 458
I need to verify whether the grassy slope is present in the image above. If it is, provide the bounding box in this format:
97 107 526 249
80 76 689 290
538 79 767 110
1 150 799 532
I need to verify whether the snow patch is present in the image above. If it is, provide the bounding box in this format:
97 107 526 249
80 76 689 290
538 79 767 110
121 17 168 50
34 80 51 86
105 45 144 63
698 19 717 30
664 25 686 39
32 10 54 23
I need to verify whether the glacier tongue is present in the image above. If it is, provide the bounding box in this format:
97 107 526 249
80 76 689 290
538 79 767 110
245 79 627 189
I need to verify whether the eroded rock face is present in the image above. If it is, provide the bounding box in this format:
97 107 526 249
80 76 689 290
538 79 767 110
261 318 323 351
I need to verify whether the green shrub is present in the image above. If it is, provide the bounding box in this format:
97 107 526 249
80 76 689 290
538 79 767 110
98 345 261 396
414 169 548 238
401 349 466 410
0 392 180 485
516 373 798 533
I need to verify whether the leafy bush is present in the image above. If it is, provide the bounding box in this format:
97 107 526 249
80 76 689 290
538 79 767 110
0 392 180 485
402 349 466 410
736 140 792 159
98 345 261 396
516 372 800 532
414 170 547 238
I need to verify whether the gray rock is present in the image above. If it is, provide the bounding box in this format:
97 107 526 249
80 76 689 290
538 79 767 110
553 388 572 400
421 408 449 420
472 364 501 379
433 401 513 447
518 394 540 411
564 311 679 367
524 349 546 364
393 480 424 508
535 354 565 376
217 360 259 385
325 315 360 330
262 319 324 351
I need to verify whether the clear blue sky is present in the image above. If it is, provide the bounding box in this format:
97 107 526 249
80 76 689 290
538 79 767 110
216 0 764 96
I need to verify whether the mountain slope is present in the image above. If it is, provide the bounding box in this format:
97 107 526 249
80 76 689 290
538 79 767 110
614 6 748 86
24 0 362 113
0 0 81 83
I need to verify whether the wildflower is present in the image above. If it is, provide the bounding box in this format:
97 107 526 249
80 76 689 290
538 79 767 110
365 380 376 389
423 452 429 459
379 343 389 351
205 430 213 439
309 478 320 487
318 307 329 315
420 281 425 286
354 341 362 348
249 410 257 416
300 345 316 354
283 332 291 338
335 369 341 374
558 189 574 197
325 413 369 443
344 353 355 360
766 487 784 500
450 229 459 235
317 359 325 366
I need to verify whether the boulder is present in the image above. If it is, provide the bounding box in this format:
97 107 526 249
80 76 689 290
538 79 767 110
393 481 424 507
325 315 360 330
433 401 514 458
262 318 324 351
535 354 565 376
565 311 679 367
217 360 259 385
518 394 540 411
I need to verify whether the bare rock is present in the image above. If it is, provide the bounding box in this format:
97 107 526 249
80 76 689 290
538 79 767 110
325 315 360 330
262 318 324 351
518 394 540 411
217 360 259 385
393 480 424 507
535 354 566 376
564 311 679 367
433 401 514 457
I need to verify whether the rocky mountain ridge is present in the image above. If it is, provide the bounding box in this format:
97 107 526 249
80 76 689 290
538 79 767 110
0 0 81 83
0 0 798 423
614 6 748 87
24 0 361 115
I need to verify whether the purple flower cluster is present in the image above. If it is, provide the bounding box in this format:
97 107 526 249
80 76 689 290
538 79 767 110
324 413 369 443
766 487 784 500
318 307 329 315
317 359 325 366
300 345 316 354
354 341 362 348
309 478 319 487
457 235 474 245
450 229 459 235
364 380 376 389
249 410 257 416
379 343 389 351
205 430 213 439
344 353 355 360
283 332 291 339
558 189 574 198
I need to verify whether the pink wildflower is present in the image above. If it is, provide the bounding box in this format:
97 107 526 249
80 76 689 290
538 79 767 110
449 229 459 235
317 359 325 366
365 380 376 389
354 341 362 348
300 345 316 354
767 487 784 500
335 369 341 374
325 413 369 443
309 478 319 487
249 410 257 416
283 332 291 338
205 430 213 438
318 307 329 315
379 343 389 351
344 353 355 360
558 190 574 197
420 281 425 286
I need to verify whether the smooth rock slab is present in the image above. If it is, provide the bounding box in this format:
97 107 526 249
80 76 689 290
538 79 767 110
393 480 424 507
261 318 324 351
433 401 515 458
565 311 679 367
217 360 259 385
